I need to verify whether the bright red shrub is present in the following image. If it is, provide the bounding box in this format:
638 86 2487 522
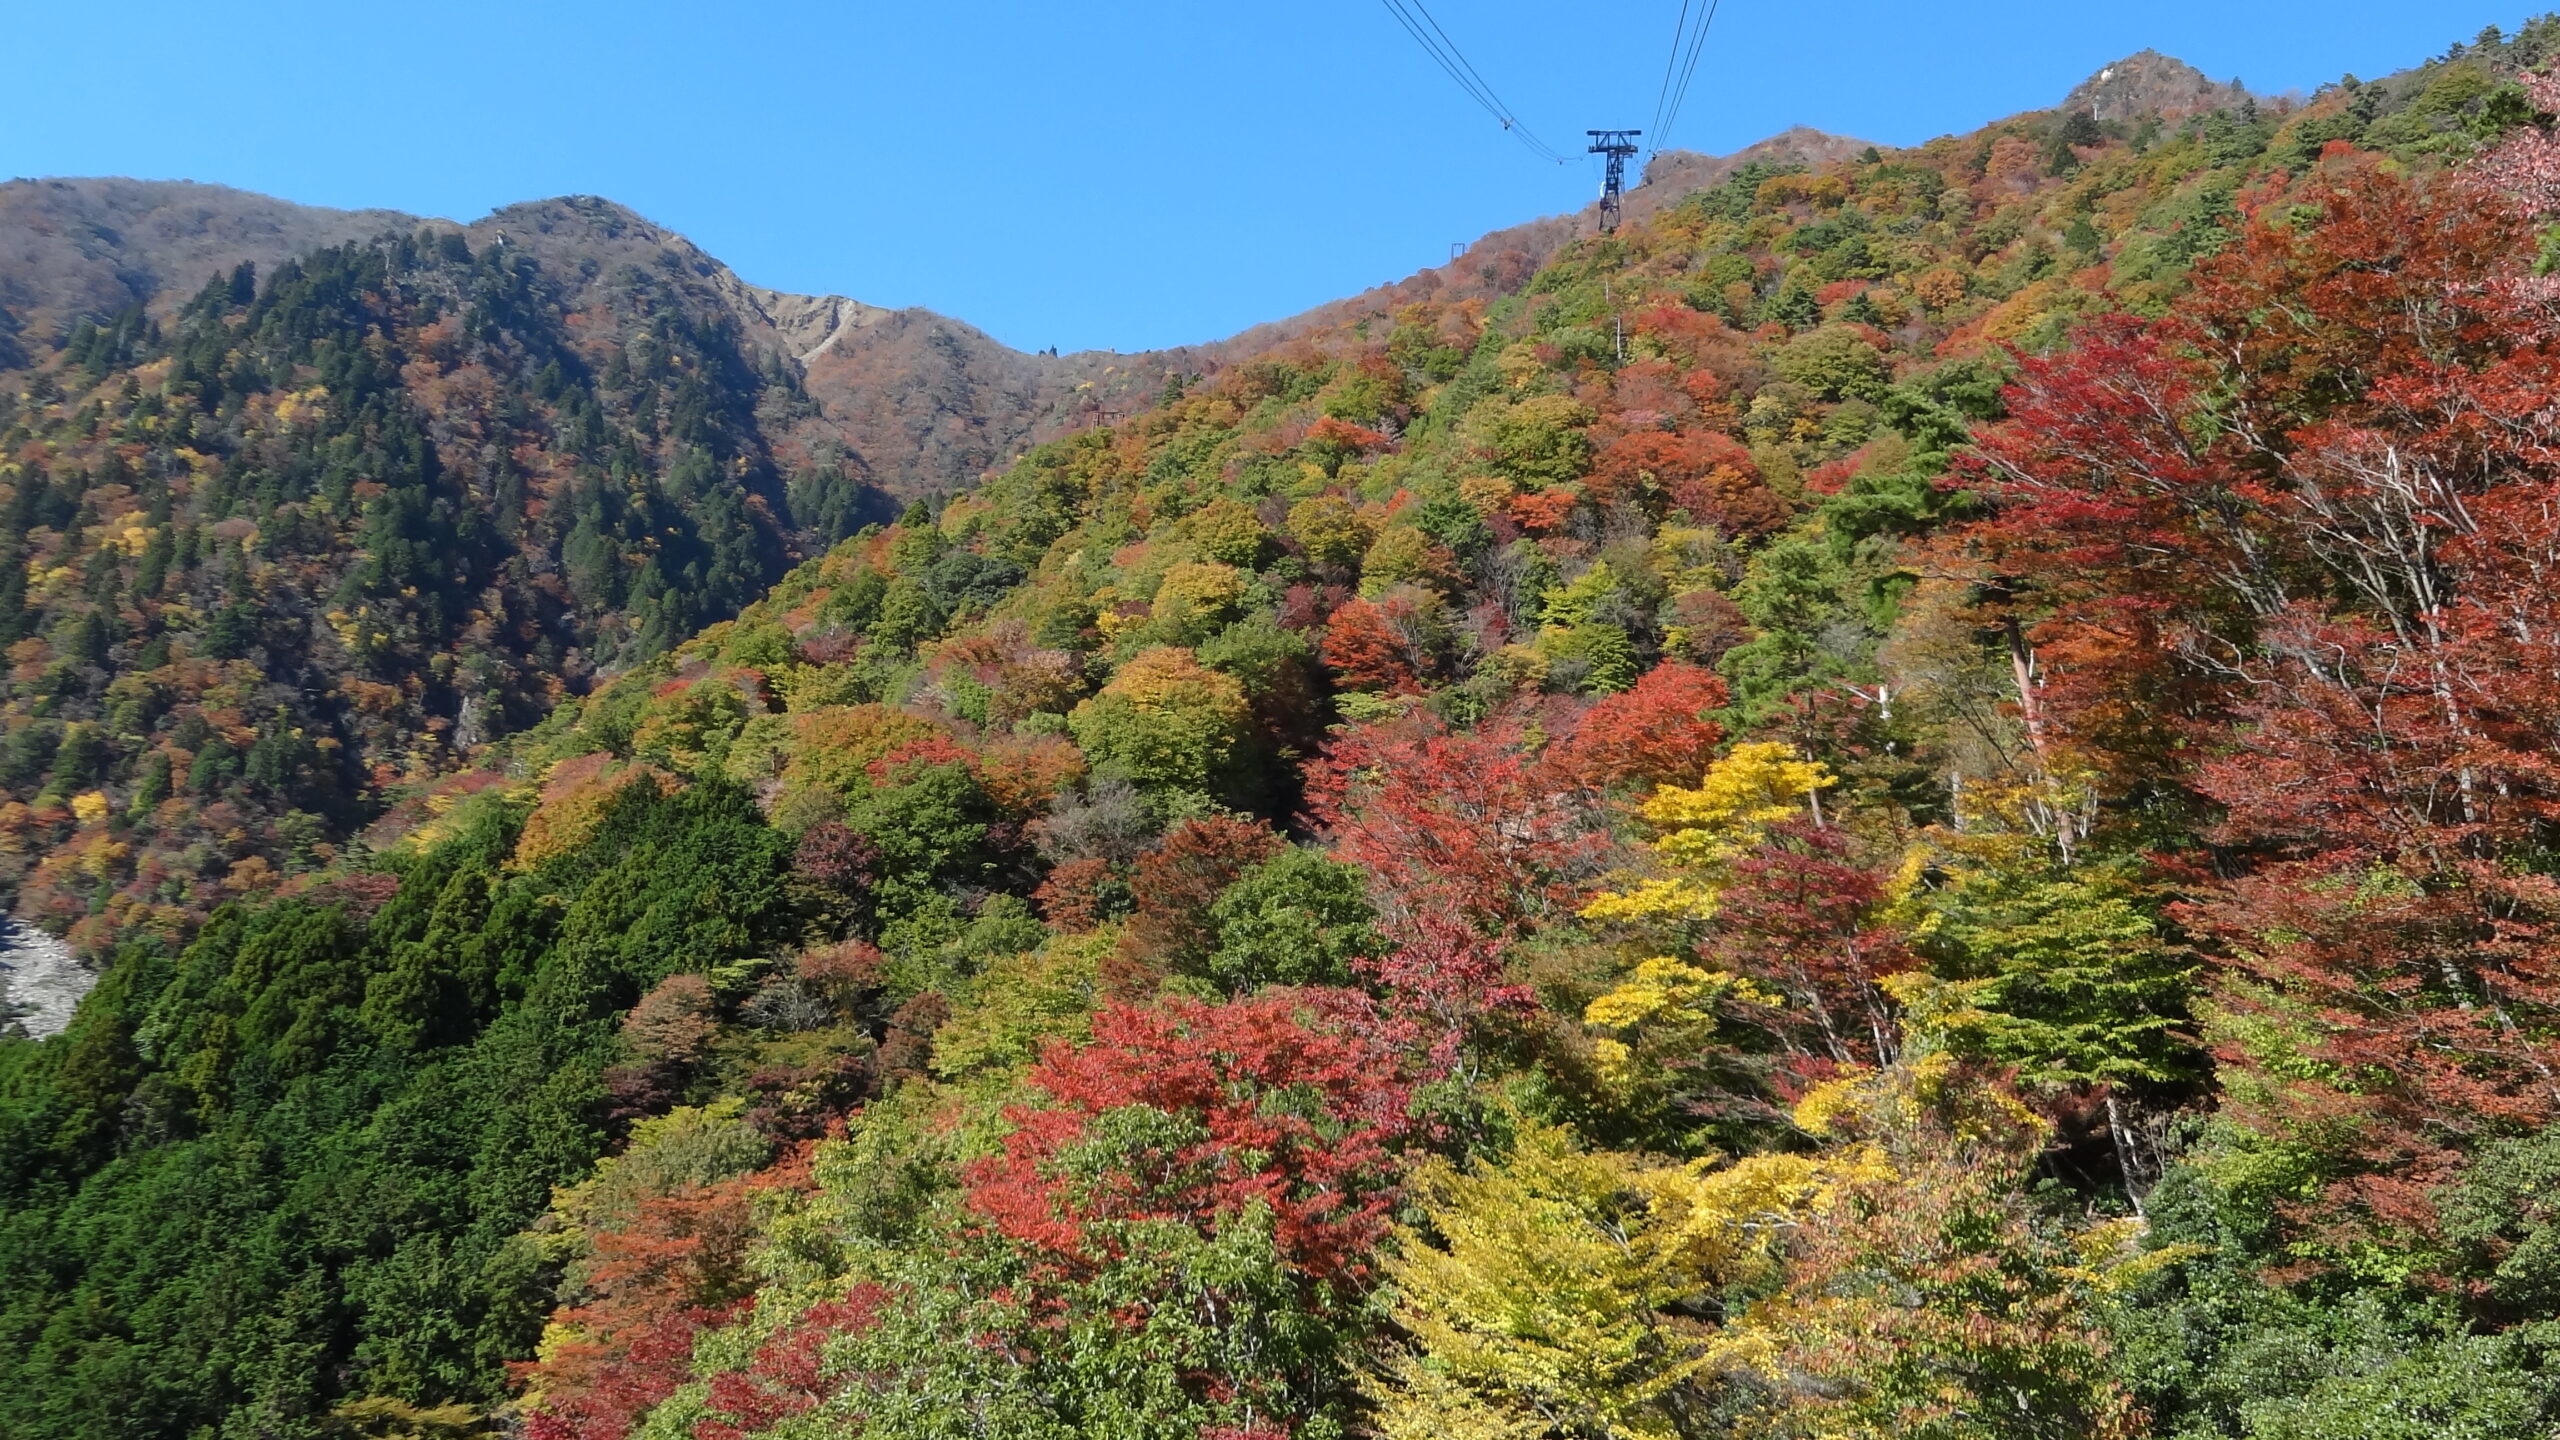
1319 597 1419 694
1556 661 1728 789
964 995 1417 1292
1590 429 1787 537
1305 708 1606 936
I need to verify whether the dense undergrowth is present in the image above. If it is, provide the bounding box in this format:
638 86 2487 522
10 21 2560 1440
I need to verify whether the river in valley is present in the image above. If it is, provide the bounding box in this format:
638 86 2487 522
1 917 92 1039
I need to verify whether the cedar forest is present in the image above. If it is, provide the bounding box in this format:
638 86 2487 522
7 20 2560 1440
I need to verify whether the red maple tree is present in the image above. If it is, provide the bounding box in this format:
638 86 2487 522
520 1149 818 1440
1320 596 1423 694
1959 156 2560 1231
1556 660 1729 790
687 1285 890 1440
964 995 1418 1292
1305 707 1608 937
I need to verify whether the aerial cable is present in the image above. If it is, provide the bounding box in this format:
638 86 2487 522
1379 0 1565 162
1654 0 1725 155
1378 2 1502 123
1647 0 1695 143
1406 0 1562 157
1376 0 1569 163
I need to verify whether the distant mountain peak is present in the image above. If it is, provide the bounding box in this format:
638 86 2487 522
2064 50 2257 123
478 194 664 245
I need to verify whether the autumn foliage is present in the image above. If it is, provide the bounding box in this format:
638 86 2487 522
1555 660 1729 789
964 994 1418 1291
521 1150 816 1440
1967 155 2560 1227
25 39 2560 1440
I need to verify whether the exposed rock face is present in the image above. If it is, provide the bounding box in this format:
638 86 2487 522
796 311 1184 493
743 286 894 362
2064 50 2258 123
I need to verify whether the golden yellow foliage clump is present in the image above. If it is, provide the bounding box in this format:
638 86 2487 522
775 704 950 797
1150 559 1246 632
1580 742 1833 923
1184 497 1270 568
1368 1118 1851 1440
511 753 677 871
1067 645 1250 790
326 1395 489 1438
1285 495 1374 571
1582 956 1778 1092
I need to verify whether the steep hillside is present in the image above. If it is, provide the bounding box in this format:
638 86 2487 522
0 215 831 951
0 181 1166 501
0 121 1982 959
7 23 2560 1440
0 179 422 372
1198 127 1880 363
0 118 1911 511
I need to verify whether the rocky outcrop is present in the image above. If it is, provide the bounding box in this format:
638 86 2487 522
2063 50 2258 123
741 286 894 362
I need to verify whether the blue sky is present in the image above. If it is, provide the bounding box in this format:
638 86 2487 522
2 1 2520 352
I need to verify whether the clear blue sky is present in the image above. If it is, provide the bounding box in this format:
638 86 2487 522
2 0 2520 352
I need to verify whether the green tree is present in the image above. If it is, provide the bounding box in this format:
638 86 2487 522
1068 646 1251 793
1203 847 1382 991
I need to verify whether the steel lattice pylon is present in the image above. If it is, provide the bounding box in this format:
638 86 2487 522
1587 130 1642 233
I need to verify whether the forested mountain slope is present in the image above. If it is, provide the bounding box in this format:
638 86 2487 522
0 120 1970 959
0 179 421 373
0 209 838 951
8 18 2560 1440
0 179 1176 500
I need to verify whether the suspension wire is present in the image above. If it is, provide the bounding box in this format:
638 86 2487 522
1377 0 1570 163
1405 0 1563 157
1381 0 1567 162
1654 0 1725 155
1378 0 1502 122
1647 0 1695 144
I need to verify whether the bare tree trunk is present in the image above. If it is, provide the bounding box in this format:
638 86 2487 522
2105 1090 2146 1217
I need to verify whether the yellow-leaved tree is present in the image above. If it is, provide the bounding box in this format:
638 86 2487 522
1365 1118 1850 1440
1066 645 1250 792
1578 742 1833 924
1580 955 1779 1094
1714 1057 2174 1440
1576 743 1835 1097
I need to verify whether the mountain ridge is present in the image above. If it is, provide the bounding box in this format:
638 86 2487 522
0 50 2256 494
0 52 2139 494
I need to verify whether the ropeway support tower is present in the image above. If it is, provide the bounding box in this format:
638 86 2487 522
1588 130 1642 233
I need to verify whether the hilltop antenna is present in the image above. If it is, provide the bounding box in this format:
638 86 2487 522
1588 130 1642 233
